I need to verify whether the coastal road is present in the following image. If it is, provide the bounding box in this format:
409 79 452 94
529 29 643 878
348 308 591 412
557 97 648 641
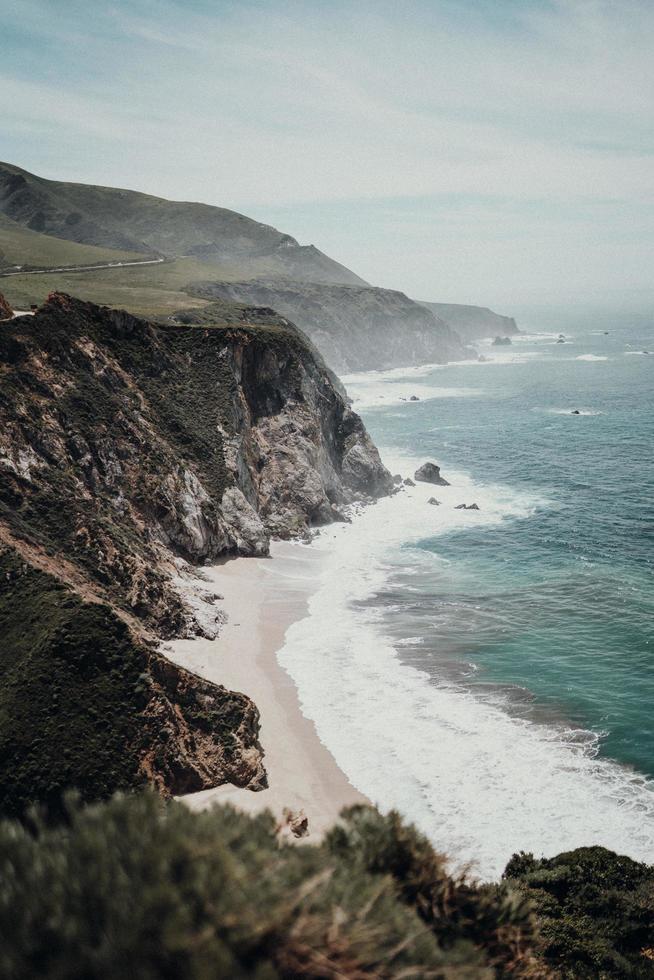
0 257 165 278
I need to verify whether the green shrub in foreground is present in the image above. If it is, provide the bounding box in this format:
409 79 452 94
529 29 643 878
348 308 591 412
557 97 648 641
2 793 651 978
0 793 493 979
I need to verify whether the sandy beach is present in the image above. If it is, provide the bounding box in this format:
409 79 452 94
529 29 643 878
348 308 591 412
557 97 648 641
166 540 368 839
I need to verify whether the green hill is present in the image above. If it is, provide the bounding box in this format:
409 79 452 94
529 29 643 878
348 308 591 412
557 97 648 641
0 212 146 271
0 161 365 285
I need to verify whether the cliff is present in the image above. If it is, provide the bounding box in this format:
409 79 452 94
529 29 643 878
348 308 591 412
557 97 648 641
0 293 391 814
421 301 520 343
189 280 471 373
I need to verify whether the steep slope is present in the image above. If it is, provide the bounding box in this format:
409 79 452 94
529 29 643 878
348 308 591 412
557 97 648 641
0 162 366 285
191 280 471 373
422 301 519 342
0 211 146 271
0 550 265 818
0 293 391 813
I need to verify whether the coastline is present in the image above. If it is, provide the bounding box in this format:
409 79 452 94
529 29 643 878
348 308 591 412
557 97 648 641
166 540 368 839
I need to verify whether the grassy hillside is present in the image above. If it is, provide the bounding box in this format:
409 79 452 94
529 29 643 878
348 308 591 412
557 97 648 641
0 212 146 271
0 161 365 285
0 254 212 315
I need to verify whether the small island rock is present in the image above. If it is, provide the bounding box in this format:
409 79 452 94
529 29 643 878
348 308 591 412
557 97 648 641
414 462 450 486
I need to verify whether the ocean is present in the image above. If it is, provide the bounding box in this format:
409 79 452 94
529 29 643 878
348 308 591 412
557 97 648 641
277 312 654 879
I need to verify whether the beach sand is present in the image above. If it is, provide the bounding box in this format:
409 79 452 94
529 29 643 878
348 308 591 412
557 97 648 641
166 540 368 839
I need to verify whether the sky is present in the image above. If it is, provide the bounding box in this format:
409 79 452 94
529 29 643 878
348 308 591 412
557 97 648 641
1 0 653 310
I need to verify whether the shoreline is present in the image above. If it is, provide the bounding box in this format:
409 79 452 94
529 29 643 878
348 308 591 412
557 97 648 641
166 540 368 840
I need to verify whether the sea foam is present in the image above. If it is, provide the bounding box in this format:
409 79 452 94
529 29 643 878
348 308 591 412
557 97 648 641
275 447 654 880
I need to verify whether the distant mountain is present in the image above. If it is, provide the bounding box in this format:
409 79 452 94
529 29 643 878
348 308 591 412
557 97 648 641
421 302 519 342
190 280 470 373
0 162 365 285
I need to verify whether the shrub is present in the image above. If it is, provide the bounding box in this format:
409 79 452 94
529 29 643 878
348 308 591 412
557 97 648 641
0 794 492 979
504 846 654 978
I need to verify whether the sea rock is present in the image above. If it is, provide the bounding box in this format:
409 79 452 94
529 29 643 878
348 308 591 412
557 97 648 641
427 497 440 505
403 477 415 487
492 336 512 346
455 503 480 510
0 292 13 321
414 462 450 486
571 409 581 415
409 394 420 401
392 473 403 485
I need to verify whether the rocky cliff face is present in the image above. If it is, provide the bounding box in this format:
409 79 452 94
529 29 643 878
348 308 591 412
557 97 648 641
420 302 519 343
0 291 13 321
0 293 391 814
190 280 471 373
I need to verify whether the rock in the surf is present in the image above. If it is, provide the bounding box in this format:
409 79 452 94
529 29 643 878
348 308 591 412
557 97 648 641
427 497 440 505
403 478 415 487
455 503 480 510
414 462 450 486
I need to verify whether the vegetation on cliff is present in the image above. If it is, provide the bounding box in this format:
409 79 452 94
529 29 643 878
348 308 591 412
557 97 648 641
0 292 390 811
0 551 265 818
0 293 390 636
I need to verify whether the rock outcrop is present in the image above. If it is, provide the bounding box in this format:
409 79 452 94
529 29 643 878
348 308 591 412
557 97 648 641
414 462 450 486
189 282 470 373
0 292 391 814
0 291 13 320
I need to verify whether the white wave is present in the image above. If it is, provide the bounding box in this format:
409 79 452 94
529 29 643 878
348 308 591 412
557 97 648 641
576 354 608 361
624 350 651 356
277 469 654 880
539 407 602 416
347 382 483 410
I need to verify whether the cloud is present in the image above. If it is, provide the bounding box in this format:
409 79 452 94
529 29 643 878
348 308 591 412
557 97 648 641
1 0 653 305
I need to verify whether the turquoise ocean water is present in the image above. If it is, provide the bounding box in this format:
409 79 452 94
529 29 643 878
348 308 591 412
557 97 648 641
277 312 654 876
358 314 654 777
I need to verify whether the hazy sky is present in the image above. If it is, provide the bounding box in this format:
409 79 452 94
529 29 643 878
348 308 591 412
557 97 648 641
2 0 653 308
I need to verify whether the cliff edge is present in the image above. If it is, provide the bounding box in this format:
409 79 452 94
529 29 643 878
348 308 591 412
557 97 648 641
0 293 392 814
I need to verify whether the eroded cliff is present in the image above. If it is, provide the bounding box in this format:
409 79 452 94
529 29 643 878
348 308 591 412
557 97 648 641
189 280 470 373
0 293 391 814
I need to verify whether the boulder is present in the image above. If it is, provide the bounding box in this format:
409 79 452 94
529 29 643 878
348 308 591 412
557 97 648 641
455 503 479 510
414 462 450 486
427 497 440 506
571 409 580 415
392 473 403 485
409 395 420 401
403 478 415 487
492 336 512 346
